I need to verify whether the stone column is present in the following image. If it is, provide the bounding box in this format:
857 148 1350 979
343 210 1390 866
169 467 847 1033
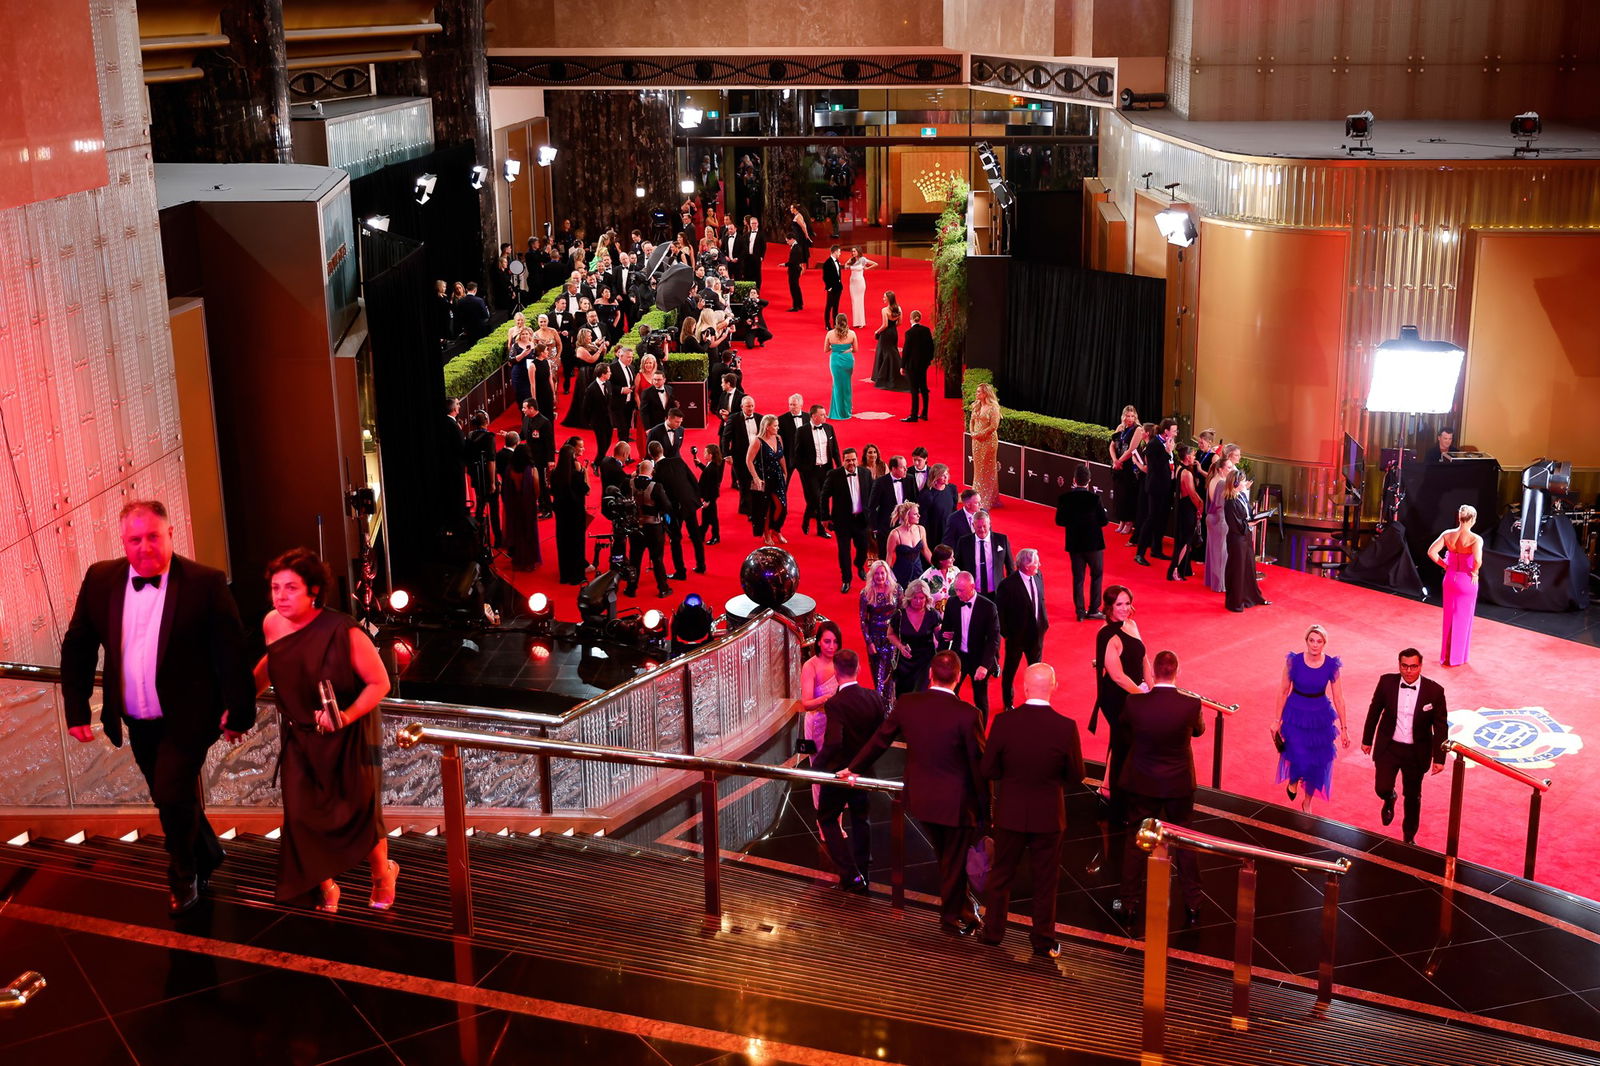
149 0 292 164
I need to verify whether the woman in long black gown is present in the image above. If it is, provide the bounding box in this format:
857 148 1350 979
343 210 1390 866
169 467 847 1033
1094 584 1153 823
870 290 904 391
254 549 394 912
1224 468 1272 612
890 579 943 697
502 434 542 571
745 414 788 544
1167 446 1203 581
552 439 591 584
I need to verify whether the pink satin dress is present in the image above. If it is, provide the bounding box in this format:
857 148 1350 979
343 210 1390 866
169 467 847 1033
1441 545 1477 665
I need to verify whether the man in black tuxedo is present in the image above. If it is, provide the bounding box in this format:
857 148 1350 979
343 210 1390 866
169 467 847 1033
842 651 983 934
1361 648 1449 844
721 395 761 499
712 372 746 427
649 439 706 578
901 309 935 423
824 447 873 593
721 220 741 279
1055 464 1108 621
777 394 809 495
610 253 637 331
978 663 1085 958
943 488 982 550
647 407 687 460
1117 650 1206 925
794 405 841 537
996 549 1049 712
907 447 932 495
820 245 844 329
455 282 491 339
60 500 256 916
815 650 887 892
1135 418 1178 565
955 511 1014 601
741 216 767 289
868 454 914 556
784 222 811 312
608 347 638 442
940 572 1001 716
442 398 467 512
519 398 553 471
639 372 672 435
464 411 500 546
584 363 615 460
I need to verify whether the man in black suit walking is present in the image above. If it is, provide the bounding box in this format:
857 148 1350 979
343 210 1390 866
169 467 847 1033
584 363 615 461
842 651 984 934
1135 418 1178 565
868 454 914 556
1054 464 1108 621
519 398 554 513
824 447 873 593
1361 647 1449 844
943 488 982 551
777 394 808 496
1117 650 1206 925
955 510 1014 601
940 572 1001 718
646 407 687 460
900 309 934 423
649 438 706 578
720 395 762 501
816 650 887 892
608 347 638 444
784 221 811 312
820 246 844 329
978 663 1085 958
61 500 256 915
793 405 841 537
996 548 1049 712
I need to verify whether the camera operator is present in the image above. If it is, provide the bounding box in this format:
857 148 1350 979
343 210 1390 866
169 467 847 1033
649 438 706 577
732 285 772 350
624 460 672 599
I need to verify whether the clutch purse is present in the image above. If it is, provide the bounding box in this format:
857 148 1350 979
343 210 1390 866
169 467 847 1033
1270 727 1286 754
317 680 346 734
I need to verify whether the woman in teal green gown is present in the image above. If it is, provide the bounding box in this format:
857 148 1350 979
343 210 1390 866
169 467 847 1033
825 314 858 420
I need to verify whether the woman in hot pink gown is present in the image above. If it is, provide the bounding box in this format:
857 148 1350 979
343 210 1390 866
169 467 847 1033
1427 504 1482 666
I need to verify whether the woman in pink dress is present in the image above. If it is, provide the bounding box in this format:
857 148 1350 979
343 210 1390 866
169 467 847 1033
1427 505 1482 666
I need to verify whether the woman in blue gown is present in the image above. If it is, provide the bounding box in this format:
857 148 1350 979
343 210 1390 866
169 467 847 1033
825 314 857 419
1275 624 1351 813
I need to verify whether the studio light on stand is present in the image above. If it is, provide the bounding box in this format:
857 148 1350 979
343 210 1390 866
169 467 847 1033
678 106 703 129
414 173 437 205
470 165 489 190
526 591 554 633
1511 111 1542 158
537 145 558 167
362 215 390 232
635 185 647 199
502 159 522 184
1153 184 1196 248
1344 110 1375 155
680 178 695 195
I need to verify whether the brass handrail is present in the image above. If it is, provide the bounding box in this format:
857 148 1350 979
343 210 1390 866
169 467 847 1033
1176 688 1238 715
1136 817 1352 1057
397 720 908 933
1085 662 1240 790
0 971 46 1011
1441 740 1552 792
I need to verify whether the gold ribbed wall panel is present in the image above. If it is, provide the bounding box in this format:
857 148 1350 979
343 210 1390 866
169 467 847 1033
1100 112 1600 520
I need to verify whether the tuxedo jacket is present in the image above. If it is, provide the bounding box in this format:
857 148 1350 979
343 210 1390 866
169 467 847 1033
777 411 809 469
584 379 613 431
868 474 916 535
901 323 934 374
721 233 741 266
647 422 685 460
1055 488 1108 553
940 594 1001 673
1145 440 1174 494
980 703 1085 833
942 509 979 553
639 385 672 430
60 555 256 749
816 683 887 774
713 387 747 422
1362 674 1449 766
996 571 1049 645
849 688 984 827
785 221 812 265
955 531 1015 592
1118 687 1205 798
598 455 631 496
653 455 702 516
607 363 640 429
820 256 843 293
823 467 875 530
740 231 767 279
521 413 554 467
720 411 763 461
1224 494 1253 540
793 421 841 472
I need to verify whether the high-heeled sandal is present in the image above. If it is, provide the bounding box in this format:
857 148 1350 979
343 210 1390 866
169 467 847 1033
370 859 399 910
1286 784 1298 801
316 881 341 913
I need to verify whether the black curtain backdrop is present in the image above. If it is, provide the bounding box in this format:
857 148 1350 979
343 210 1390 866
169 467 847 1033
997 261 1164 425
363 229 452 590
351 145 485 297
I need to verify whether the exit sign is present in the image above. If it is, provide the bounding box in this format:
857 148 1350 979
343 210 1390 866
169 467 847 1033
706 109 720 118
920 127 937 137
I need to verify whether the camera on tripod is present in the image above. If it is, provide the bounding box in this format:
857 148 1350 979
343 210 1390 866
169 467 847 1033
640 328 676 359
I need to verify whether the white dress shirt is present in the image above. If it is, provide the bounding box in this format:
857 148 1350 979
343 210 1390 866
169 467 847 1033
975 536 994 592
955 595 974 652
121 566 170 720
846 472 862 512
1395 679 1421 742
811 425 830 465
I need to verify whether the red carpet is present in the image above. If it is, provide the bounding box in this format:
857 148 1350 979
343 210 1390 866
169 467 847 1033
495 249 1600 902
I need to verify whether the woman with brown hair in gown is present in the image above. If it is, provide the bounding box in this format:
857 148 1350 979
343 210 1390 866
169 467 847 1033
254 548 395 913
969 382 1002 510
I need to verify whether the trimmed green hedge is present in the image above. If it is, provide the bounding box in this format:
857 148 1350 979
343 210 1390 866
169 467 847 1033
963 368 1115 462
442 284 564 398
933 176 970 387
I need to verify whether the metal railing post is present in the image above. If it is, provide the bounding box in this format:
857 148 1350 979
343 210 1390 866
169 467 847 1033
1141 837 1172 1065
682 663 697 756
1231 859 1257 1030
1316 871 1341 1007
700 771 722 918
1524 789 1542 882
1438 753 1467 944
440 743 474 935
1211 711 1226 790
890 797 906 910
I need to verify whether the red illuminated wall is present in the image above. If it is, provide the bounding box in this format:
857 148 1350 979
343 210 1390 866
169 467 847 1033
0 0 108 210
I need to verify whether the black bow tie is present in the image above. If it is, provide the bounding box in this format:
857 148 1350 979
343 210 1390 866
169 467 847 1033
1400 682 1416 690
846 472 857 478
958 599 972 609
132 574 162 591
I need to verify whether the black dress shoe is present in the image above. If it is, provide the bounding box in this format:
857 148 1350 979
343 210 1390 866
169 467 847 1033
1403 835 1416 845
1033 941 1062 959
941 919 977 937
1381 795 1396 825
197 849 226 892
693 565 707 574
901 417 918 423
1150 552 1171 560
819 529 832 539
669 571 687 581
1228 606 1245 613
1133 555 1150 567
1086 611 1105 620
856 565 867 580
169 877 201 917
841 581 851 594
840 876 870 895
1076 611 1086 622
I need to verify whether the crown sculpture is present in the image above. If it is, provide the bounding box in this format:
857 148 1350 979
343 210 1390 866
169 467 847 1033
914 162 953 205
